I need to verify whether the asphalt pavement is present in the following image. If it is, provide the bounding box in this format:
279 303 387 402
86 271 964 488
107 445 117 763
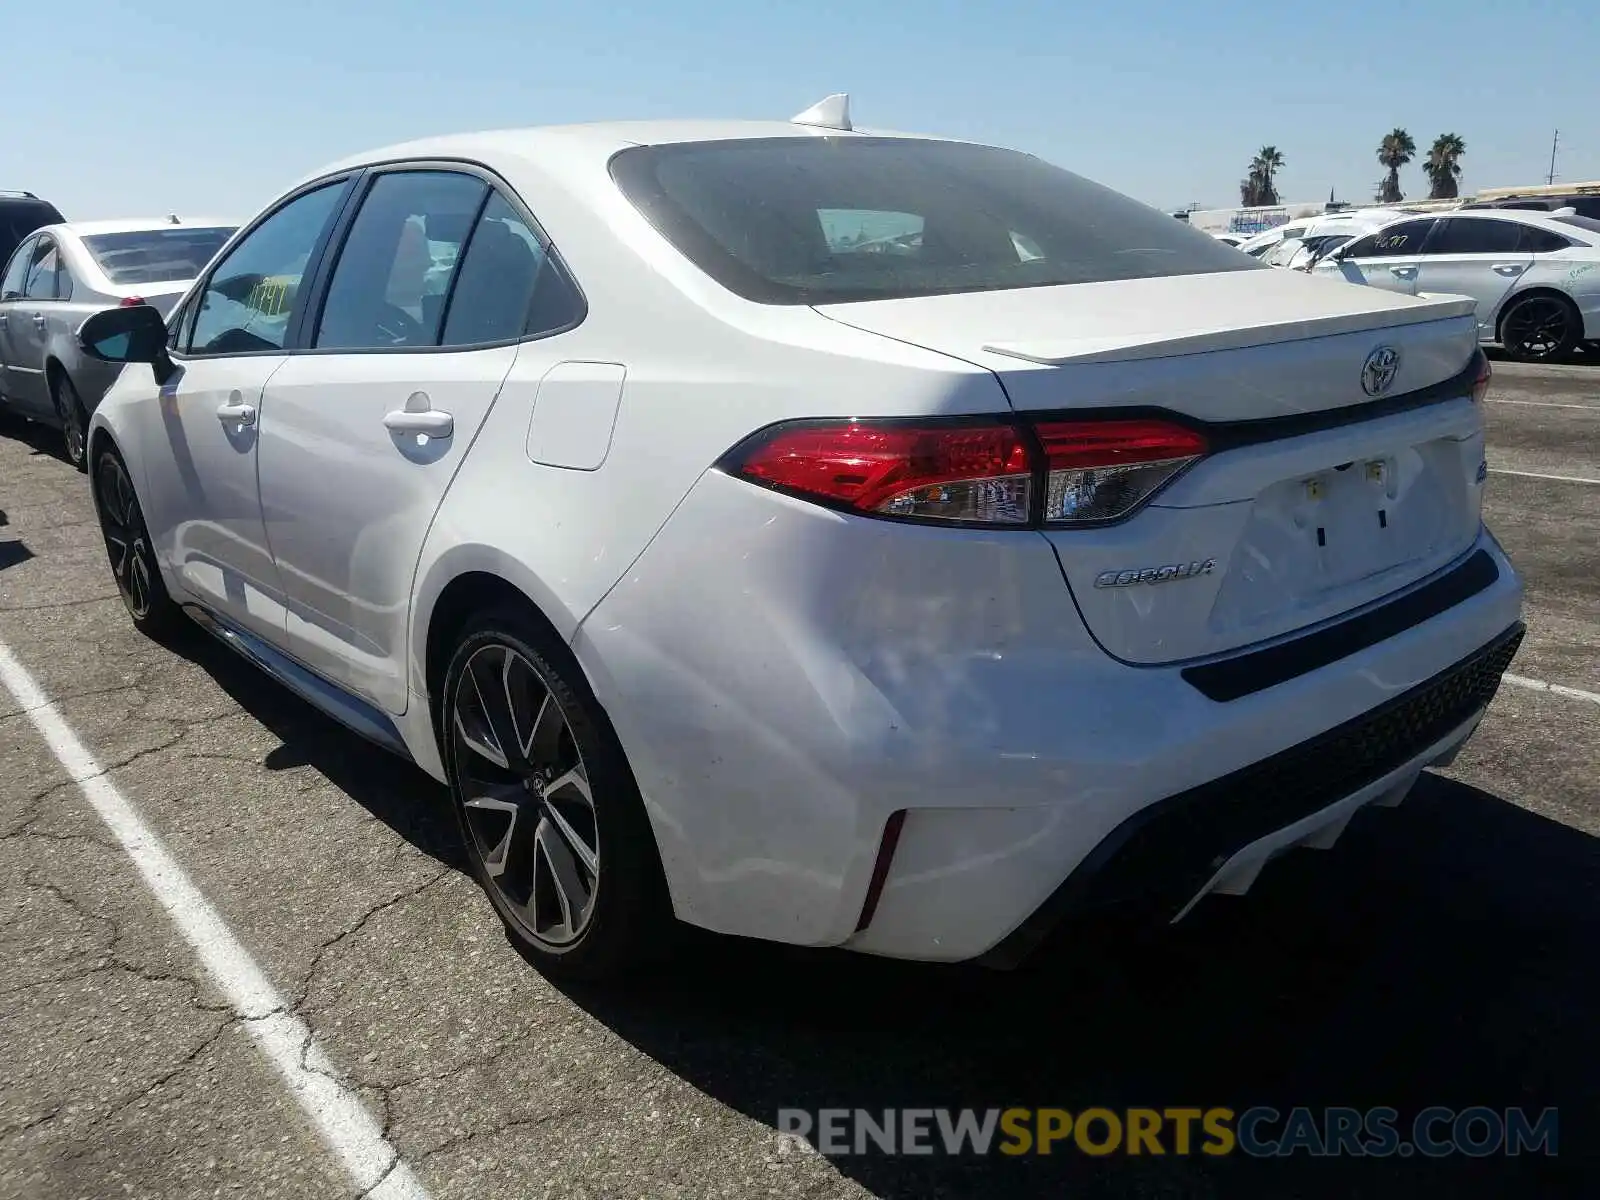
0 358 1596 1200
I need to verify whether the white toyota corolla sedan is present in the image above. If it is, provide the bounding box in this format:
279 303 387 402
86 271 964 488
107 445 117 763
78 98 1524 978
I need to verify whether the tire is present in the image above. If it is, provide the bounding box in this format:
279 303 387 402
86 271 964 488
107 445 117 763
51 371 88 472
441 606 674 980
92 444 182 639
1500 293 1582 363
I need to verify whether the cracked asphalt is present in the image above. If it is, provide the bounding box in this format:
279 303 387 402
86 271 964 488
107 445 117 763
0 357 1597 1199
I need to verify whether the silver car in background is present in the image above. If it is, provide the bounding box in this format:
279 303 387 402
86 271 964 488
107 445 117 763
0 218 236 468
1313 208 1600 362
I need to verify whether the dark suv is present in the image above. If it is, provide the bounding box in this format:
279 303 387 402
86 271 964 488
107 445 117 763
0 192 65 270
1461 193 1600 220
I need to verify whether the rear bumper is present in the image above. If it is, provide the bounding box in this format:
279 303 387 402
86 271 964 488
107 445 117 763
575 466 1524 962
977 622 1522 967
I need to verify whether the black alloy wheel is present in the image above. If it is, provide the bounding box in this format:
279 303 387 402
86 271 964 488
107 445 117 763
1501 294 1580 362
93 447 179 636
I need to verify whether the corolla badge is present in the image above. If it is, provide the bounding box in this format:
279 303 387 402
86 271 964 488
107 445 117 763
1095 559 1216 588
1361 345 1402 397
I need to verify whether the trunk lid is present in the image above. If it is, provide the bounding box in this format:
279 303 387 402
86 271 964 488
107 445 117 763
817 271 1488 665
104 280 192 318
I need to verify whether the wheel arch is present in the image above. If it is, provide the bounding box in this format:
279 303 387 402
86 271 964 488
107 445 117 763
415 562 671 907
414 550 591 746
43 354 67 399
85 424 116 506
1495 285 1582 342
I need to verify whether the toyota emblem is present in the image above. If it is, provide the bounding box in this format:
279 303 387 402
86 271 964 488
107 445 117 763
1361 346 1401 397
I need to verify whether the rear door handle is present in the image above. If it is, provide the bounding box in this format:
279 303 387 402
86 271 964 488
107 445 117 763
1388 265 1417 279
0 314 8 328
1492 263 1527 277
32 313 47 328
216 400 256 426
384 391 453 439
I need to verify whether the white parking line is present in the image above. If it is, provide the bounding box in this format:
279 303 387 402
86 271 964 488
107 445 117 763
1486 398 1600 411
1502 673 1600 708
0 640 431 1200
1489 467 1600 486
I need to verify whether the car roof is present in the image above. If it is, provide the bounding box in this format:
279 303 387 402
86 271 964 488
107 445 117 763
1399 208 1581 232
297 119 962 188
44 218 237 238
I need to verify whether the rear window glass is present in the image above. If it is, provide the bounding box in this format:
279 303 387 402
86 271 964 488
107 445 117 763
1555 214 1600 240
82 226 237 285
610 137 1259 304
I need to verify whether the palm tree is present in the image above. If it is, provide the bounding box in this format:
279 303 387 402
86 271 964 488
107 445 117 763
1239 145 1285 206
1424 133 1467 200
1376 129 1415 203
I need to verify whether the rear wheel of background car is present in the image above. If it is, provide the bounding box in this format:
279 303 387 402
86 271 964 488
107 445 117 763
93 445 181 639
51 372 88 472
442 607 674 980
1500 293 1582 363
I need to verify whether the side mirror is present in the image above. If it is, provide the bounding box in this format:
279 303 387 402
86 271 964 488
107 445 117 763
78 303 177 385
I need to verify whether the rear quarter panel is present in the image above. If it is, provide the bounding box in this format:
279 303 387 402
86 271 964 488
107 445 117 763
1497 254 1600 339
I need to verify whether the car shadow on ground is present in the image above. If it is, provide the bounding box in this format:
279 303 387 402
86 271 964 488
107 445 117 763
0 408 71 465
160 624 469 874
1486 343 1600 368
550 777 1599 1198
157 631 1597 1197
0 540 35 570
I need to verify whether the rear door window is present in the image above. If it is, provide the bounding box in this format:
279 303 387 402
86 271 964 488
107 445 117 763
1519 227 1573 254
23 240 61 299
440 192 583 346
313 169 487 351
1426 219 1524 255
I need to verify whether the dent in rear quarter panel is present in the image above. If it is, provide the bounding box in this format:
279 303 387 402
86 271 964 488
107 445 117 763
571 469 1110 948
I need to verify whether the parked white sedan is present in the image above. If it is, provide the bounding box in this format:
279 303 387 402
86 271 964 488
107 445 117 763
1313 208 1600 361
76 99 1523 979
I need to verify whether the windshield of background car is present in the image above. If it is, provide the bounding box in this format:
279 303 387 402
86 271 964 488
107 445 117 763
610 137 1260 304
82 227 238 285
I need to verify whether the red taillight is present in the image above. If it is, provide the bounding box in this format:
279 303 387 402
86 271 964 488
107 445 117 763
1033 419 1208 524
730 420 1033 525
1471 350 1491 403
724 415 1208 527
118 296 147 308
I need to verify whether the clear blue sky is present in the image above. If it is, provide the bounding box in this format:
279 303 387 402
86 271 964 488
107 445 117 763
12 0 1597 222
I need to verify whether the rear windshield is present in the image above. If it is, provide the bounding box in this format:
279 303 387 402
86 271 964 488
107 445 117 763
610 137 1259 304
1555 214 1600 239
82 226 237 286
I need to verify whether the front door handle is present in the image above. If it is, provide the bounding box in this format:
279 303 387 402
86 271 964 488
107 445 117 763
384 391 453 439
1388 265 1417 279
32 313 47 328
1492 263 1527 277
0 314 8 328
216 400 257 426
